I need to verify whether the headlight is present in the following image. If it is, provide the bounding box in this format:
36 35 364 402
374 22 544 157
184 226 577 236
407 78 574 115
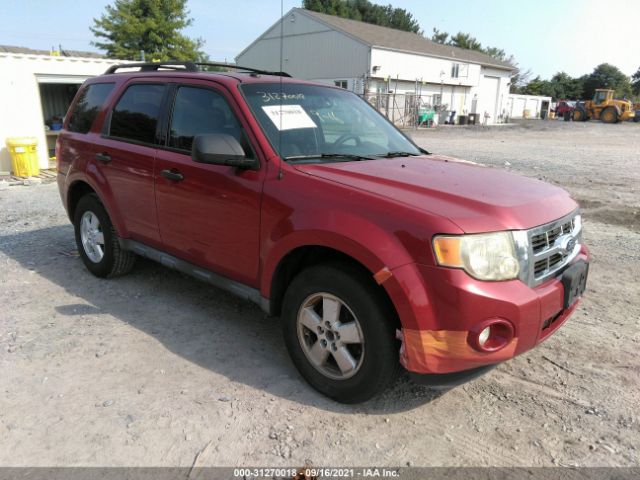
433 232 520 281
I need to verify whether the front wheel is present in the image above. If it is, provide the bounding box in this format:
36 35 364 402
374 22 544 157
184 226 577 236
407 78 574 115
572 107 587 122
282 264 399 403
73 194 135 278
600 106 618 123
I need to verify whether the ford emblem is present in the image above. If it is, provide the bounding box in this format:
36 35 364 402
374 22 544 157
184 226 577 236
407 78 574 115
564 237 576 254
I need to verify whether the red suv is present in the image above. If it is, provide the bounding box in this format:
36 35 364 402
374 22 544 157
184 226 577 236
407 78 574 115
57 62 589 403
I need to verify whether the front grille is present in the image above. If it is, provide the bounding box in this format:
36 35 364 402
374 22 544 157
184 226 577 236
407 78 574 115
530 219 574 254
520 212 581 286
534 252 565 276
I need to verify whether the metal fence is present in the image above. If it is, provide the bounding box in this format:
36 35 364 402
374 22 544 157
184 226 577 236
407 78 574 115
359 92 446 128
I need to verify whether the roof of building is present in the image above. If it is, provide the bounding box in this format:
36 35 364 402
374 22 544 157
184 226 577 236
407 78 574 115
0 45 105 59
298 9 514 71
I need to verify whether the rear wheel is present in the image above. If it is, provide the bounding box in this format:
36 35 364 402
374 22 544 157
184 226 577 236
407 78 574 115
572 107 587 122
600 106 618 123
282 264 399 403
73 194 135 278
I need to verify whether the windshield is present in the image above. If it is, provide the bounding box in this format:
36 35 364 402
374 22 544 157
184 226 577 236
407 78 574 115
240 83 421 161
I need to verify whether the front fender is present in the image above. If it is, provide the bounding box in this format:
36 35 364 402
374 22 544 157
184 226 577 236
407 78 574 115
261 208 416 294
260 207 433 335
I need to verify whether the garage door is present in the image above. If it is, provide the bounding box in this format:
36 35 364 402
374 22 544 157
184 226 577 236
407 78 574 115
478 75 500 123
513 98 526 118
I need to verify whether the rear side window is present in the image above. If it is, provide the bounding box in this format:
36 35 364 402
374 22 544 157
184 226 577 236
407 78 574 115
67 83 114 133
109 84 165 144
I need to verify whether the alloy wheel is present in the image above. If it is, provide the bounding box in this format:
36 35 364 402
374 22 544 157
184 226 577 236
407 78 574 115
80 211 105 263
296 292 365 380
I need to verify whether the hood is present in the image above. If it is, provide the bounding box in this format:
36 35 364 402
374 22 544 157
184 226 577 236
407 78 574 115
295 155 577 233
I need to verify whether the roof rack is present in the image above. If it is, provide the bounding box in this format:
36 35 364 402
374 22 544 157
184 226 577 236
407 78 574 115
104 61 291 77
104 61 198 74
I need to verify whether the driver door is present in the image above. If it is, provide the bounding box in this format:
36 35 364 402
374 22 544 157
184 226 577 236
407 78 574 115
154 82 264 286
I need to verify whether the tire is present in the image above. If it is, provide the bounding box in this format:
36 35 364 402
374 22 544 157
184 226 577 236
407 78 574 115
634 111 640 123
563 111 571 121
572 107 587 122
73 194 135 278
281 263 400 403
600 106 618 124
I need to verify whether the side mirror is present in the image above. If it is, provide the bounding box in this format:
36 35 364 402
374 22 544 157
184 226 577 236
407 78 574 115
191 133 257 169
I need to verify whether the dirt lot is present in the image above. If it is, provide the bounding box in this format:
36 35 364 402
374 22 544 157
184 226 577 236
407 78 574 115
1 120 638 468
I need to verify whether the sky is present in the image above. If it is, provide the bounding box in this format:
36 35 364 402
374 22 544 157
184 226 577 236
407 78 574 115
2 0 638 79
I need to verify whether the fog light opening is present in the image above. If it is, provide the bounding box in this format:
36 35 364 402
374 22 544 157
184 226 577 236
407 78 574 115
469 319 514 353
478 326 491 347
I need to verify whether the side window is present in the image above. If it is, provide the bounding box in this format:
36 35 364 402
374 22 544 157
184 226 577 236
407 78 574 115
109 84 165 144
169 86 254 156
67 83 114 133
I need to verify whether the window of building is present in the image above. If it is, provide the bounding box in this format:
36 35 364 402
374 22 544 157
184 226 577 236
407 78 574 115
432 94 442 106
169 86 253 156
109 84 165 144
451 63 460 79
334 80 348 89
67 83 114 134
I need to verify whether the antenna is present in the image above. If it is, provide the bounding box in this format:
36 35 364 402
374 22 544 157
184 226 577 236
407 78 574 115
278 0 284 180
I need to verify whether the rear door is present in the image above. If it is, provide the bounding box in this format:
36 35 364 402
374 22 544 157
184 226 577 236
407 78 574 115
154 81 265 286
90 81 168 247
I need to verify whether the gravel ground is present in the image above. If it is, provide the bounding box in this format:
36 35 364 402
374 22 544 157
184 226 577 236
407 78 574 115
0 120 638 467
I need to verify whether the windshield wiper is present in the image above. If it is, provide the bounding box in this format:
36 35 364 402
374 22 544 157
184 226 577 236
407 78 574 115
375 151 421 158
284 153 376 161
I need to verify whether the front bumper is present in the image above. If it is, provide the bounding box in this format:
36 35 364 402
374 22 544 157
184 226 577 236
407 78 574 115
385 245 589 377
409 364 497 389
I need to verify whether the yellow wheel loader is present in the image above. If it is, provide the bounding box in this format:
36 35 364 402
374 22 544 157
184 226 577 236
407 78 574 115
572 89 634 123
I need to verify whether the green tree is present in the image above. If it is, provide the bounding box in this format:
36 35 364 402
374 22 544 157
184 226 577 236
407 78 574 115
429 29 515 66
303 0 421 33
510 67 531 93
91 0 205 61
520 76 554 97
484 46 507 62
447 32 483 51
547 72 583 100
431 28 449 44
631 67 640 97
582 63 632 99
303 0 350 17
387 6 421 33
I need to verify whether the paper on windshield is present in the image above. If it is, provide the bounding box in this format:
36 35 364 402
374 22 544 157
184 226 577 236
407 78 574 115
261 104 317 130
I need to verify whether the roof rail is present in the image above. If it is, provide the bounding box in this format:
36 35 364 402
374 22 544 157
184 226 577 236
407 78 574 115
195 62 291 77
104 61 290 77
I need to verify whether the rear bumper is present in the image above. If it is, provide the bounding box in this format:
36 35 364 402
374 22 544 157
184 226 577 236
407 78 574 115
385 245 589 376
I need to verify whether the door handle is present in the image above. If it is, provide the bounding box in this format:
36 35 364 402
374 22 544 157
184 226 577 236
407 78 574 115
161 169 184 182
95 152 111 163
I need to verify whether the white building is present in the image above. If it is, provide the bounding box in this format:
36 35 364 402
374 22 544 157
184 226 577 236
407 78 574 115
237 8 515 124
0 46 123 173
507 94 552 119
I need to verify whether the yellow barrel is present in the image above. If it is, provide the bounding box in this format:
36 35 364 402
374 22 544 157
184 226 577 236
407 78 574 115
523 109 531 119
6 137 39 177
